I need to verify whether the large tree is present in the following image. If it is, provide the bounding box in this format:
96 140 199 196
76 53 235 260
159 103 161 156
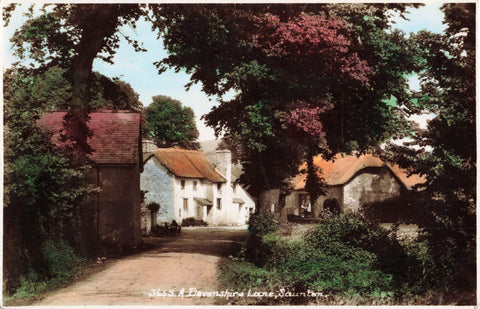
7 4 147 159
384 3 475 289
4 66 142 112
144 95 200 150
152 4 421 215
3 67 94 291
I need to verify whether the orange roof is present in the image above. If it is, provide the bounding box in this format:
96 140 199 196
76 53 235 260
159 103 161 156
37 111 141 165
292 153 426 190
149 148 226 183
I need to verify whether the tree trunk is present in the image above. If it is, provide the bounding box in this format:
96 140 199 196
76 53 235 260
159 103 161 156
258 188 280 214
257 188 288 222
311 196 319 219
277 193 288 222
64 5 122 159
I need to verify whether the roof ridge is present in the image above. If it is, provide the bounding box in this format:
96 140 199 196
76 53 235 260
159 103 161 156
154 148 202 153
338 154 385 184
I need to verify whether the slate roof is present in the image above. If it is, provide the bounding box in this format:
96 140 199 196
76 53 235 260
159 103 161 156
37 111 141 165
292 153 426 191
149 148 226 183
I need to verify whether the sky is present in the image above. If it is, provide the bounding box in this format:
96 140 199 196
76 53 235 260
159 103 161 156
1 2 447 141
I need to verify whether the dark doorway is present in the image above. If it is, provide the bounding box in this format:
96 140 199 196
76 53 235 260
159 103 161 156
323 198 340 215
147 202 160 226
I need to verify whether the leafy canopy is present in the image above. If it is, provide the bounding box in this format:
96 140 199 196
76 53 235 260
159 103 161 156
144 95 200 150
152 4 421 195
384 3 475 287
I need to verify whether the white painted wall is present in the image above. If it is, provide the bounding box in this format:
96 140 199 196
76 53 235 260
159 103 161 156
141 150 256 230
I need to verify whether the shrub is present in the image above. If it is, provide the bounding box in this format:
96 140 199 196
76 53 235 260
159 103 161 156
399 238 439 294
219 259 276 291
246 212 278 265
224 213 445 303
4 240 84 303
248 211 278 237
40 240 83 281
260 232 394 296
181 217 208 227
360 198 417 224
304 214 405 262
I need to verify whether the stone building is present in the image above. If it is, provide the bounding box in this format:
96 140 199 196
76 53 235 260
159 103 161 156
37 110 143 250
286 153 425 217
141 148 255 232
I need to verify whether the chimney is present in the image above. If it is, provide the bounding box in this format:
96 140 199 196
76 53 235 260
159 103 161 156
142 139 156 154
216 149 232 182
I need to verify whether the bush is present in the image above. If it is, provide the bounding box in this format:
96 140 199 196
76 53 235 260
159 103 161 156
248 211 278 237
227 213 443 302
4 240 84 303
246 212 278 265
40 240 83 281
260 232 394 296
360 198 417 224
181 217 208 227
219 260 276 291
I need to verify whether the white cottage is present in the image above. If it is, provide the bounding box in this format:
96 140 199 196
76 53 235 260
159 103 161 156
141 148 255 232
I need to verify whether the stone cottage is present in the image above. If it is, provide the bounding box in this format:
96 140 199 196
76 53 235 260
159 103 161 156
37 110 142 250
141 148 255 232
286 153 426 217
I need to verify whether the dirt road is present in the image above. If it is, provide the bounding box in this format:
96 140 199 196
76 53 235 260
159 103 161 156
38 227 247 306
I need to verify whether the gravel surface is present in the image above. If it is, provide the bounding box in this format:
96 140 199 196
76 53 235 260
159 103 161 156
37 227 247 306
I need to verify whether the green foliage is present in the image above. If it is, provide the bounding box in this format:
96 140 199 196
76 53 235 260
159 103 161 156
5 240 84 303
246 212 279 265
360 198 417 224
152 4 420 201
3 67 142 112
144 95 200 150
3 66 93 293
89 72 143 111
4 239 85 302
223 214 443 303
219 260 274 291
247 211 279 237
384 3 476 291
40 240 84 281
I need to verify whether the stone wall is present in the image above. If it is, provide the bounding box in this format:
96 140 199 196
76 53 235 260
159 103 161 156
343 167 402 213
141 157 175 227
285 168 403 217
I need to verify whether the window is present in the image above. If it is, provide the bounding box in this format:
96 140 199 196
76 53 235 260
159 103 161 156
183 198 189 211
181 180 185 190
217 198 222 210
217 183 222 192
193 181 198 191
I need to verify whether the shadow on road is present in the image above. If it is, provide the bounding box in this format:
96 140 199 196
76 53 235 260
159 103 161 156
138 227 248 258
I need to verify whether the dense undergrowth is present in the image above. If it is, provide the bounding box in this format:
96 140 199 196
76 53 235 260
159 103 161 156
219 212 474 305
3 240 86 305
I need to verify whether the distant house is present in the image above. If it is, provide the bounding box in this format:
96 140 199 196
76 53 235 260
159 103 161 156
37 110 142 250
141 148 255 232
286 153 426 217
